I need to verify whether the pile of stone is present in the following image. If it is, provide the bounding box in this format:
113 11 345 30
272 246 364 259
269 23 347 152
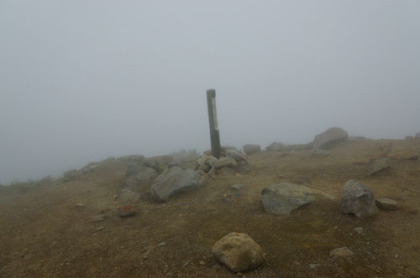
195 148 251 177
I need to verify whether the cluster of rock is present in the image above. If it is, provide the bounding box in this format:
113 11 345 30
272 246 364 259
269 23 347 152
195 148 251 177
259 179 397 218
118 148 252 212
210 179 398 273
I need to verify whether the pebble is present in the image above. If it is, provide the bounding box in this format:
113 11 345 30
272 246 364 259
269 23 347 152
118 205 136 217
354 227 364 234
92 214 106 222
157 242 166 247
330 247 354 257
309 263 320 269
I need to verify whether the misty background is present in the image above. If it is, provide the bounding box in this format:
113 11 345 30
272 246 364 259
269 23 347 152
1 1 419 184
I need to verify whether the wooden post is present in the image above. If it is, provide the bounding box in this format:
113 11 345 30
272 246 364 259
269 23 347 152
206 89 221 159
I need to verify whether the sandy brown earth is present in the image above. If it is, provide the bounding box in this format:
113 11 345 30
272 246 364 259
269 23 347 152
1 138 420 278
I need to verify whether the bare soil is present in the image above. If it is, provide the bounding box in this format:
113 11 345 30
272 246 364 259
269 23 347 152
1 139 419 278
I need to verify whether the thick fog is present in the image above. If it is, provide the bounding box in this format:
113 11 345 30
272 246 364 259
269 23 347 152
1 1 419 184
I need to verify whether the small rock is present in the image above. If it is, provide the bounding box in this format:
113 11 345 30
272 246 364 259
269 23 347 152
354 227 364 234
369 157 391 175
118 205 136 218
212 232 264 273
96 226 104 232
243 144 261 155
225 149 247 162
231 184 245 191
157 242 166 247
213 158 238 169
75 203 85 208
330 247 354 258
376 198 398 210
119 188 141 205
92 214 106 222
309 264 320 269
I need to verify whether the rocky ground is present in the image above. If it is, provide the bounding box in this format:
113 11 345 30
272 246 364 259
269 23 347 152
1 138 420 277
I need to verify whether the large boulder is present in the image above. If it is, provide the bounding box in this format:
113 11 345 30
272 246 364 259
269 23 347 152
261 183 315 216
150 166 204 202
312 127 348 150
415 132 420 140
340 180 378 217
212 232 264 273
243 144 261 155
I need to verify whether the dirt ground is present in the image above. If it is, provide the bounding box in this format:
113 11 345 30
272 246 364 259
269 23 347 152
1 138 420 278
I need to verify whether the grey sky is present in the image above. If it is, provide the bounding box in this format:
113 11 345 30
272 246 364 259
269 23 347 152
1 1 419 183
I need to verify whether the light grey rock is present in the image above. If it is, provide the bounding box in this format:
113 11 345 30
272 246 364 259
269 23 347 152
312 127 348 150
369 157 391 175
212 232 264 273
415 132 420 140
266 142 285 151
243 144 261 155
376 198 398 210
354 227 364 234
92 214 106 223
195 155 218 172
225 149 247 162
231 184 245 191
235 161 251 173
261 183 316 216
309 264 320 269
124 166 158 188
330 247 354 257
119 188 141 205
150 166 204 202
340 180 378 217
213 157 237 169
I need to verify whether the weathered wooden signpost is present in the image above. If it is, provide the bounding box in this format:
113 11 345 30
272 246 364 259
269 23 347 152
206 89 221 159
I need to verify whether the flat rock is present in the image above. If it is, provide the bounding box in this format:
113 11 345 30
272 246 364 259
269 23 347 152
150 166 204 202
213 157 238 169
340 180 378 217
376 198 398 210
243 144 261 155
388 148 418 160
211 232 264 273
330 247 354 257
369 157 391 175
312 127 348 150
261 183 315 216
118 205 136 217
